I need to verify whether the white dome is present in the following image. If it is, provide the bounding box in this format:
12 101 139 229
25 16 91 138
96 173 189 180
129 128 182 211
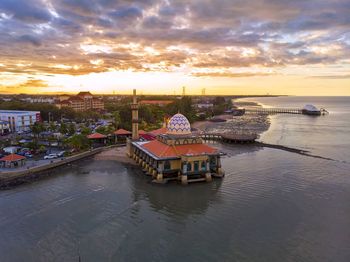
167 113 191 135
303 104 319 112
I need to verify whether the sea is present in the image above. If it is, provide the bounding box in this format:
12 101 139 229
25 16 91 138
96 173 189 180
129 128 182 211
0 96 349 262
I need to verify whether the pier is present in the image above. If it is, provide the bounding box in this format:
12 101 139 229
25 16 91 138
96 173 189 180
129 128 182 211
200 132 258 143
244 107 328 115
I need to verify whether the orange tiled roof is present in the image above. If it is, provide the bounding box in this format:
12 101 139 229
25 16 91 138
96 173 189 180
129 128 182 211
114 128 131 135
87 133 107 139
149 127 167 136
141 140 217 158
139 130 147 135
0 154 26 162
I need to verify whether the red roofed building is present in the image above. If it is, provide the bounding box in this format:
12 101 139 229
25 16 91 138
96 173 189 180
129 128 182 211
114 129 132 135
148 127 167 136
114 128 132 143
87 133 107 139
129 113 224 184
55 91 104 112
87 132 107 146
0 154 26 168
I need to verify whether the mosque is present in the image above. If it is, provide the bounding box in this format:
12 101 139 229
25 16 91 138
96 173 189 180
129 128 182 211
126 90 224 184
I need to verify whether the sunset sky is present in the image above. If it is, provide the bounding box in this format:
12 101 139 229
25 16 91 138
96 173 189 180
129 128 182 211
0 0 349 95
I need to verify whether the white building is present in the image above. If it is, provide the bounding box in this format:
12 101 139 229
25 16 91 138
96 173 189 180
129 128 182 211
0 120 10 135
21 97 55 104
196 103 214 109
0 110 41 132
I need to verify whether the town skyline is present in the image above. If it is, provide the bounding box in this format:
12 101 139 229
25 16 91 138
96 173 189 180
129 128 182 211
0 0 350 96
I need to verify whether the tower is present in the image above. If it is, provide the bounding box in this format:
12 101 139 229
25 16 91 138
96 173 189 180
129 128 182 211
182 86 186 96
131 89 139 140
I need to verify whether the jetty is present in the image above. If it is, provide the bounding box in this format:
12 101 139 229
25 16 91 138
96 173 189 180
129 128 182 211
244 105 328 116
200 132 258 143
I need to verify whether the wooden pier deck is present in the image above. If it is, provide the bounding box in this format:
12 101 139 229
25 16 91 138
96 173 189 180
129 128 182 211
200 132 258 143
244 107 328 115
245 107 302 114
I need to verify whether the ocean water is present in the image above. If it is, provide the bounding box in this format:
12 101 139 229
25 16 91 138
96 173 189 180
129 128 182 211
242 96 350 162
1 97 350 262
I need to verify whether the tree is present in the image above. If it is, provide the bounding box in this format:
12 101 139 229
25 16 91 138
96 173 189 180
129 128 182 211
81 126 91 136
59 122 68 134
49 122 56 132
26 141 39 150
95 125 114 135
31 122 45 138
165 96 196 123
68 123 76 136
112 111 121 129
65 134 91 151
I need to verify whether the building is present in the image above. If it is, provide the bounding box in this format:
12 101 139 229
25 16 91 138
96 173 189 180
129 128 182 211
114 128 132 143
139 100 174 107
302 104 321 115
195 102 214 109
55 91 104 112
21 97 55 104
127 90 224 185
0 120 10 135
0 110 41 132
0 154 26 168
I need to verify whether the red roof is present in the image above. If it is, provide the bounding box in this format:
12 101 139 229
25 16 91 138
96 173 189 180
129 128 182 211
0 154 26 162
87 133 107 139
140 133 156 141
141 140 217 158
114 129 132 135
139 130 147 135
149 127 167 136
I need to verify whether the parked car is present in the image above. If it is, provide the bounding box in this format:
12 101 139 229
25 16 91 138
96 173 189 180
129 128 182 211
25 153 33 158
44 154 58 160
57 151 66 157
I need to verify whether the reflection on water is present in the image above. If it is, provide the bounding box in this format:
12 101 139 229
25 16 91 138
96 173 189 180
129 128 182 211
0 97 350 262
1 151 350 262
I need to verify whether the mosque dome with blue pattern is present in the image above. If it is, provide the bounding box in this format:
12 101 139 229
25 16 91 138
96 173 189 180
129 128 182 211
166 113 191 135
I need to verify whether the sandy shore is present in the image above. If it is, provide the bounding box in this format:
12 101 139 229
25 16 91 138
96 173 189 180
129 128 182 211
93 146 137 166
193 101 270 135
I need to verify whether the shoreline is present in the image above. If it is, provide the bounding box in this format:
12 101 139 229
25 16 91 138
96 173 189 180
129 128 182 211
192 100 270 136
0 146 123 189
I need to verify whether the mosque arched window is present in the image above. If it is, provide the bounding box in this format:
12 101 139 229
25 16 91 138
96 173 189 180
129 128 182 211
201 161 206 171
194 161 199 172
187 162 192 172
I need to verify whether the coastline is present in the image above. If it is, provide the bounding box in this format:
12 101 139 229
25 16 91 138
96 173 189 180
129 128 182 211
0 146 126 189
192 100 270 136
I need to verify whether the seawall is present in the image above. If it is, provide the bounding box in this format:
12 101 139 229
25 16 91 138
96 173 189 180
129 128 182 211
0 147 106 188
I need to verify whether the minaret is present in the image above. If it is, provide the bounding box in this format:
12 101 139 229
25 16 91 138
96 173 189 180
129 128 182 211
131 89 139 140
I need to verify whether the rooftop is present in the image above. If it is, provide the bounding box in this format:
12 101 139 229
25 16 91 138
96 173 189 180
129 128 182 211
0 110 40 114
114 128 132 135
135 139 218 159
0 154 26 162
87 133 107 139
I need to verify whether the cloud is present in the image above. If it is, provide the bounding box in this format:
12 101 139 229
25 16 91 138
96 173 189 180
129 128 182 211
0 79 48 92
309 74 350 79
0 0 52 23
17 34 42 46
191 72 275 78
0 0 349 81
